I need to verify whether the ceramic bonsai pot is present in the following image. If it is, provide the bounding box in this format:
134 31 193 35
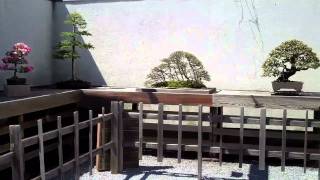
6 77 26 85
272 81 303 92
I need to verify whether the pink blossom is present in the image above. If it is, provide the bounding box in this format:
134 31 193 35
14 42 32 55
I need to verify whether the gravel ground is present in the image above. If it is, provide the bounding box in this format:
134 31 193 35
79 155 318 180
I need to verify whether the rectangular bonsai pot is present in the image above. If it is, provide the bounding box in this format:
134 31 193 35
136 87 216 94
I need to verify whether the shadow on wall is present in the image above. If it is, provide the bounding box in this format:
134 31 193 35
52 2 106 87
63 0 144 5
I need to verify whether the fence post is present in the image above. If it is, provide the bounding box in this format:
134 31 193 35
9 125 24 180
37 119 46 180
157 103 164 162
118 101 124 172
198 105 203 180
259 109 266 170
73 111 80 180
110 101 119 174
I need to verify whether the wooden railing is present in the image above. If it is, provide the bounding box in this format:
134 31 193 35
0 101 123 180
127 102 320 180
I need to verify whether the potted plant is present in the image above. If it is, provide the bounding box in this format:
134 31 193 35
144 51 214 93
54 12 94 89
0 43 33 85
262 40 320 94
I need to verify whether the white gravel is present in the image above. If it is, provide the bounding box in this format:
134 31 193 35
79 155 318 180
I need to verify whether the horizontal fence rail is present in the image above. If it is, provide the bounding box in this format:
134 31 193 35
130 102 320 179
0 101 124 180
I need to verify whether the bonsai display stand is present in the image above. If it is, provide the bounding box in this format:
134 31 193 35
4 84 31 97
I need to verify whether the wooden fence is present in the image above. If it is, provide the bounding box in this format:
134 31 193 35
128 102 320 180
0 101 123 180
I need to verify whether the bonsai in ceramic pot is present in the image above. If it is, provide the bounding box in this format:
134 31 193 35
54 12 94 89
0 43 33 85
262 40 320 94
145 51 211 89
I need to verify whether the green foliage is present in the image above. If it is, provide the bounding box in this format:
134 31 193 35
54 12 94 61
262 40 320 81
53 12 94 80
145 51 210 88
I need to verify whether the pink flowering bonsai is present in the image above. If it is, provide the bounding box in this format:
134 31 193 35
0 43 33 85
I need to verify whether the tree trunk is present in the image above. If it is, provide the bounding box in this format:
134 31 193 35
71 25 76 81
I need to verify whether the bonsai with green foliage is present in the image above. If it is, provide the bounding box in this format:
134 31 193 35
54 12 94 88
262 40 320 82
145 51 210 88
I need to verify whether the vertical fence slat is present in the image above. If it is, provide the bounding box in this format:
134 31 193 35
304 110 308 173
118 101 124 172
110 101 119 174
259 109 266 170
96 107 106 170
178 104 183 163
239 107 244 168
18 115 24 138
139 102 144 160
157 103 164 162
10 125 24 180
198 105 203 180
37 119 46 180
89 110 93 175
57 116 64 180
281 109 287 172
219 107 223 166
74 111 80 180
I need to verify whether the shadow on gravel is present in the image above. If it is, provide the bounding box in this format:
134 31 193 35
248 164 268 180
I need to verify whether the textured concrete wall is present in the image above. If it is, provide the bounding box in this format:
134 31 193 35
0 0 53 90
52 0 320 91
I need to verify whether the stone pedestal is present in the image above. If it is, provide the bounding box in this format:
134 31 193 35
4 84 31 97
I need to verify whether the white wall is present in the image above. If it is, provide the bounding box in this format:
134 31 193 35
53 0 320 91
0 0 53 90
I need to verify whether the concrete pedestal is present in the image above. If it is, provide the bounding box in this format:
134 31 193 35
4 84 31 97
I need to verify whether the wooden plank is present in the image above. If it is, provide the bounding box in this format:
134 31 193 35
139 102 143 160
82 90 213 106
198 105 203 180
259 109 266 170
157 103 164 162
118 101 124 172
0 90 81 119
37 119 46 180
73 111 80 180
89 110 93 175
281 109 287 172
304 110 308 173
239 107 244 168
57 116 64 180
213 91 320 110
0 152 13 167
110 101 119 174
9 125 24 180
178 104 183 163
138 140 320 160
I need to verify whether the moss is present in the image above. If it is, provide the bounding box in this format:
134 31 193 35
151 80 206 88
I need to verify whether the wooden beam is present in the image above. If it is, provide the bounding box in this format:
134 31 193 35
0 90 81 119
82 90 213 106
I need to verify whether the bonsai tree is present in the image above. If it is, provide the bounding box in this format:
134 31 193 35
54 12 94 88
262 40 320 82
145 51 210 88
0 43 33 85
